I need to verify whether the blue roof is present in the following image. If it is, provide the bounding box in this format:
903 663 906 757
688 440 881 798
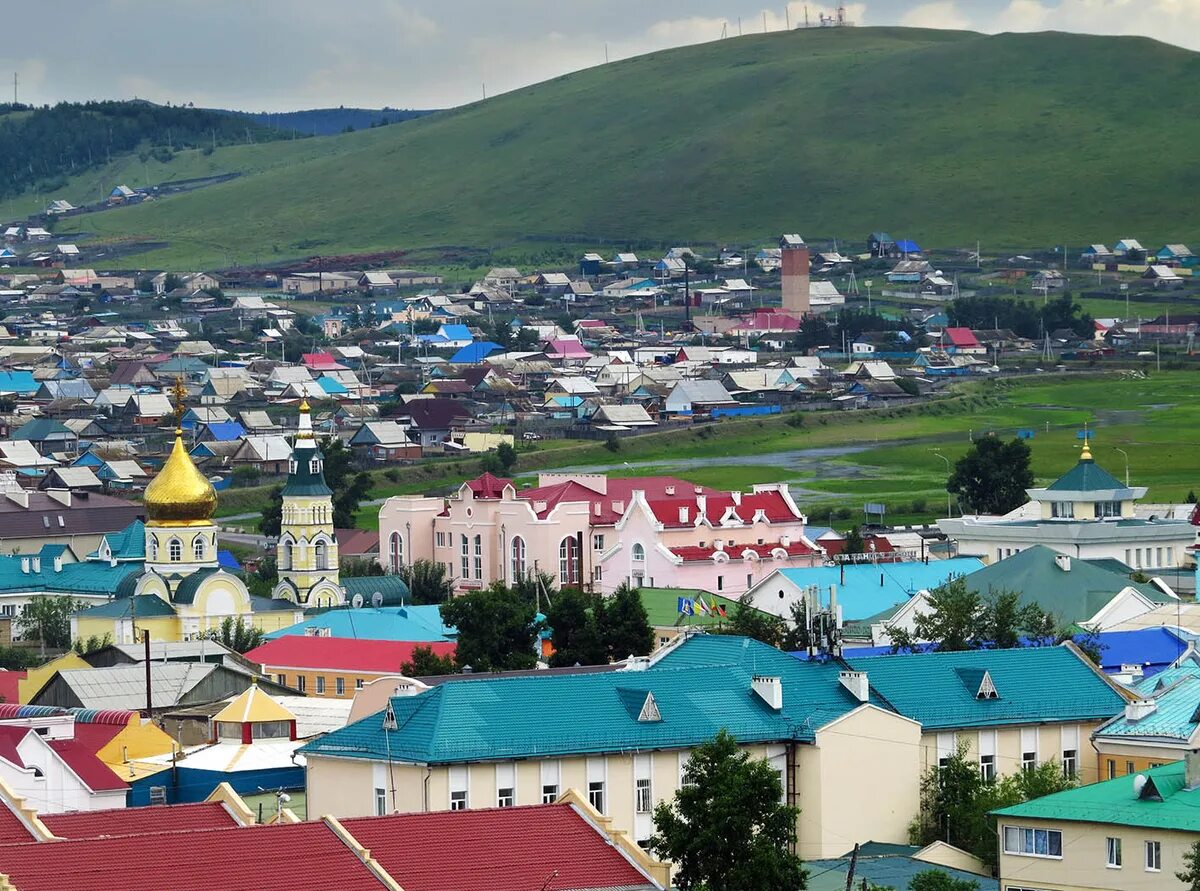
217 550 241 570
449 342 502 364
266 605 455 643
299 635 878 765
894 239 921 253
0 371 39 395
315 375 349 395
204 422 247 442
438 324 472 341
767 558 985 621
847 645 1128 730
1088 627 1189 676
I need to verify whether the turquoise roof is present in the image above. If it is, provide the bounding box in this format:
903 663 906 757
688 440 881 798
1095 657 1200 743
299 635 883 764
769 558 985 621
88 520 147 561
0 371 38 395
993 760 1200 832
77 594 176 618
1046 457 1126 493
172 567 221 605
848 645 1127 730
807 850 997 891
266 604 454 642
0 554 142 598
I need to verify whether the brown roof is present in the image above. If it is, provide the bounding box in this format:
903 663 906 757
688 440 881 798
334 528 378 557
0 491 144 539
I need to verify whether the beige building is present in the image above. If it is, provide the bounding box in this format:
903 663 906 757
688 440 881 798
993 754 1200 890
301 634 922 861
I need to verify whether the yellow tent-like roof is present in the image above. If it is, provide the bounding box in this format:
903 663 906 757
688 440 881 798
213 683 296 725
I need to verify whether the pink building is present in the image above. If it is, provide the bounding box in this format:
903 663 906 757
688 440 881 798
378 472 823 597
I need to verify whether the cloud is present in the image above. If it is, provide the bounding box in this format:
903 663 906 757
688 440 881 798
985 1 1200 50
901 1 972 29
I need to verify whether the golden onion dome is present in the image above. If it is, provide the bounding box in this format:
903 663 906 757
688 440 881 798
143 429 218 524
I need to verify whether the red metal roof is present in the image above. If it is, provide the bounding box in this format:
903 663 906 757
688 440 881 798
467 472 512 499
0 820 394 890
47 737 127 792
943 327 981 348
41 801 242 839
244 637 456 674
516 475 718 522
648 489 800 528
342 803 656 891
0 797 38 845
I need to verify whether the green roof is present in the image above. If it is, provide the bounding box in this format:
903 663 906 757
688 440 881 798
637 587 746 628
1046 458 1126 493
280 441 333 498
962 545 1170 625
342 575 410 607
172 567 222 605
89 520 146 561
78 593 177 618
993 760 1200 831
12 418 74 441
849 644 1127 730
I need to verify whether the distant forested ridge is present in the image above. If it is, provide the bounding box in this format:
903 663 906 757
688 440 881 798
0 101 286 201
221 107 436 136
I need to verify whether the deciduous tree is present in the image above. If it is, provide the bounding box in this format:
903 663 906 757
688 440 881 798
401 645 457 677
399 559 454 605
439 583 538 672
946 436 1035 516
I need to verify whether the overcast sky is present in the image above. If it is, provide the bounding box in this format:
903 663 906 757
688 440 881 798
2 0 1197 110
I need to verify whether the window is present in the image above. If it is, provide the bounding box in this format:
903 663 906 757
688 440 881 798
1106 836 1122 868
1062 749 1077 778
1107 759 1117 779
511 536 526 579
1095 500 1121 518
1002 826 1063 858
310 457 321 474
1020 727 1038 772
436 532 446 548
497 786 514 807
593 534 605 551
541 760 560 804
1146 840 1161 871
717 575 724 591
559 537 579 585
389 532 404 573
461 535 469 578
315 676 326 695
542 783 558 803
193 536 206 561
335 677 345 696
168 537 182 562
149 537 158 560
632 542 645 561
297 676 306 693
980 754 996 782
1126 760 1135 776
588 780 605 813
450 790 467 811
496 763 515 807
281 541 293 571
375 787 387 816
449 765 468 811
1051 501 1074 518
635 777 652 814
315 540 328 571
276 674 286 687
355 679 364 690
473 534 482 579
252 721 291 740
1022 751 1037 771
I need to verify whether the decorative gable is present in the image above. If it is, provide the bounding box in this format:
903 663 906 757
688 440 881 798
954 666 1000 700
976 670 999 700
638 692 661 723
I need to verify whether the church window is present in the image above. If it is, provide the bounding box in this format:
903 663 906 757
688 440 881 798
193 537 206 561
511 536 526 580
315 540 329 571
168 538 182 562
389 532 404 573
148 537 158 560
310 458 321 474
281 541 293 571
460 535 469 579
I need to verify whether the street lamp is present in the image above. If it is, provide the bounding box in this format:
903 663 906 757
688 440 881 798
1114 447 1130 487
930 449 952 518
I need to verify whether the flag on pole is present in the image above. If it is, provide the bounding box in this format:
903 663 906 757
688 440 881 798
696 598 711 616
678 597 694 616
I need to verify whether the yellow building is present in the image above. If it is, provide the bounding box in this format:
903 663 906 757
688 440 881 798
271 401 343 607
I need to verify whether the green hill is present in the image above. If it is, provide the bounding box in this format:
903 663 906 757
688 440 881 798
22 27 1200 268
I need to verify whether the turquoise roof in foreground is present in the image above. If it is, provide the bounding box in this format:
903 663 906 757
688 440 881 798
299 635 884 765
848 645 1128 730
993 760 1200 832
1095 657 1200 743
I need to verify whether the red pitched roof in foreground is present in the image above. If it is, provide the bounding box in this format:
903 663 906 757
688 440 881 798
0 726 126 793
0 820 396 891
342 803 659 891
244 636 456 674
0 798 39 845
40 801 242 839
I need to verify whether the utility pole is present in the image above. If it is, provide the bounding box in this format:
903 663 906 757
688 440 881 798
11 72 16 106
785 7 791 29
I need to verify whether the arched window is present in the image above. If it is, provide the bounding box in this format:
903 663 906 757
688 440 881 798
511 536 526 580
473 535 482 579
193 537 206 561
168 537 182 562
559 537 579 586
148 537 158 560
315 540 329 571
281 541 293 571
389 532 404 573
310 457 321 474
632 542 646 561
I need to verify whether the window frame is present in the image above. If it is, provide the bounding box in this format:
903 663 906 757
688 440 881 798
1002 825 1063 859
587 780 606 814
635 776 652 814
315 676 325 695
1106 836 1122 869
1145 840 1161 872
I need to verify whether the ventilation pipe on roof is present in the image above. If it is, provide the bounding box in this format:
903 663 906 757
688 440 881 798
1187 749 1200 791
1125 699 1157 721
839 670 869 703
751 675 783 711
1055 554 1072 572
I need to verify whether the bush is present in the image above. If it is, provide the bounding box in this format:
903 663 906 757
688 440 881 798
784 413 805 429
911 497 928 513
603 434 621 453
384 468 401 483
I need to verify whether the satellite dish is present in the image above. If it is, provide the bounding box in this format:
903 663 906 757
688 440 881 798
351 594 364 609
371 592 384 608
1133 775 1148 796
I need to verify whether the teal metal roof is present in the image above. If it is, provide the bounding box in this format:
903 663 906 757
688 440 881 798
1095 658 1200 743
88 520 146 561
11 418 74 442
280 441 333 498
173 567 221 605
77 594 176 618
848 645 1127 730
0 555 143 598
299 635 881 764
807 851 997 891
266 604 454 642
341 576 410 607
962 545 1171 625
993 760 1200 831
1046 458 1126 493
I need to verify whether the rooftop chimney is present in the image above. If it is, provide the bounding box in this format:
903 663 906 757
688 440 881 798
1187 749 1200 791
751 675 783 711
30 557 40 573
1125 699 1157 721
20 557 29 574
1055 554 1071 572
839 670 869 703
665 485 675 496
678 506 689 524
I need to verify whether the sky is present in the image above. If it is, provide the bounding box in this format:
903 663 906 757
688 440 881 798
2 0 1198 110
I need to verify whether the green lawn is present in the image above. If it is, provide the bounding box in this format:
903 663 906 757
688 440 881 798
18 27 1200 269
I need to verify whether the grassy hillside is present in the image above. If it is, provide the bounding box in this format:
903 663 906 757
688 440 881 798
27 27 1200 268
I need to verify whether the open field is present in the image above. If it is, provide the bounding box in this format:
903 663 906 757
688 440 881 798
11 28 1200 268
211 371 1200 533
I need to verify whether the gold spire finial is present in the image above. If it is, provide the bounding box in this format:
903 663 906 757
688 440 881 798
170 375 188 426
1080 424 1093 461
299 397 310 412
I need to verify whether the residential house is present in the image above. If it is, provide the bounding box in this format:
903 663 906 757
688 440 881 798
663 380 738 416
1113 238 1146 259
886 260 932 283
1145 264 1184 288
1157 244 1196 266
349 421 422 461
245 636 456 698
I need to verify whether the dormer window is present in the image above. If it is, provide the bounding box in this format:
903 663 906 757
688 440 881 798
976 671 999 700
310 458 322 474
638 692 661 722
1051 501 1074 519
288 459 297 474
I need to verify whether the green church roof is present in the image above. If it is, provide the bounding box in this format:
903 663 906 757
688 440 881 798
1046 457 1126 493
280 440 333 498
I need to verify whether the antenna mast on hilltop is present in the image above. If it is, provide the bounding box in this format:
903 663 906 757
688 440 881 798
12 72 17 105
